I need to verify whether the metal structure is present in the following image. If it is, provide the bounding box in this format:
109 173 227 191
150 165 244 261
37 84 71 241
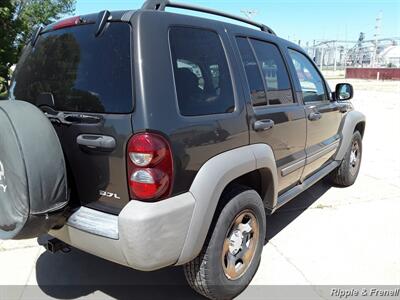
303 36 400 70
302 12 400 69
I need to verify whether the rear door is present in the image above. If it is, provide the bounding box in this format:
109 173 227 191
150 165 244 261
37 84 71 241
287 49 342 179
10 22 133 214
235 36 307 193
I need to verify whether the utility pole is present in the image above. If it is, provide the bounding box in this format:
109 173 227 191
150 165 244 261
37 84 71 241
312 40 316 62
240 9 259 20
333 42 337 71
320 47 324 71
371 11 383 67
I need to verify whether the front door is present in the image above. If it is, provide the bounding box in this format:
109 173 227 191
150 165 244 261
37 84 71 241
287 49 342 179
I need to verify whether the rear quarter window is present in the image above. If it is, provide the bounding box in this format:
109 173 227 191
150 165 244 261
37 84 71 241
11 23 133 113
169 27 235 117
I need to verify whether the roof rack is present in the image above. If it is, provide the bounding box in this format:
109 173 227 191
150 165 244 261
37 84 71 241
141 0 276 35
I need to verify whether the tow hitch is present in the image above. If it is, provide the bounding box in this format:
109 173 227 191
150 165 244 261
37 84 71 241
45 238 71 254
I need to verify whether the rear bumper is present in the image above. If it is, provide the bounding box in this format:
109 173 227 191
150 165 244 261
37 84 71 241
50 192 195 271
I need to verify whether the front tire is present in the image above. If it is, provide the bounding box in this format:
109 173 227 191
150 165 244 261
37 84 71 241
330 131 363 186
184 187 266 300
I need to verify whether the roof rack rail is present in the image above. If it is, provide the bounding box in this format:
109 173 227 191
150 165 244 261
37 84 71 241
141 0 276 35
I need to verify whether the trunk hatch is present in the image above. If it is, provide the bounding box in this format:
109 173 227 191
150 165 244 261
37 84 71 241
10 22 133 214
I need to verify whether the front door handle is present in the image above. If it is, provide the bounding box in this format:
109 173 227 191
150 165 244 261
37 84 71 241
77 134 116 151
308 112 322 121
253 119 275 132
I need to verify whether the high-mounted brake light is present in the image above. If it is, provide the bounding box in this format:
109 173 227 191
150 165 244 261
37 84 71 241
127 133 173 201
52 16 82 30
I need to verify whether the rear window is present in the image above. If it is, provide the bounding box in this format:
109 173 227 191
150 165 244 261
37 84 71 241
10 23 133 113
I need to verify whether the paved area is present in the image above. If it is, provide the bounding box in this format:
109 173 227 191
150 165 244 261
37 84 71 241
1 79 399 299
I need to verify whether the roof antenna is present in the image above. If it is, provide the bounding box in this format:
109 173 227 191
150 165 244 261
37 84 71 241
95 10 111 37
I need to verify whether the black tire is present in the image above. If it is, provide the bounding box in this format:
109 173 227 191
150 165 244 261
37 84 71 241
330 131 362 187
184 187 266 300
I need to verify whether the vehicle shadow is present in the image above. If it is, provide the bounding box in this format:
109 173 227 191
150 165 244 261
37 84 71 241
35 180 331 300
265 179 332 242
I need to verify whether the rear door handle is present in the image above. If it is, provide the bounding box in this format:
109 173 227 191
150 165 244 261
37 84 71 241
77 134 116 151
253 119 275 132
308 112 322 121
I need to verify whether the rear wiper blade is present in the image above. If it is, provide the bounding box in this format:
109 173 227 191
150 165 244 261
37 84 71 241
44 110 73 126
42 107 102 125
64 113 102 124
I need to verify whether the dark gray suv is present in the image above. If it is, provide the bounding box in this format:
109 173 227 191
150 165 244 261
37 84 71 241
0 0 365 298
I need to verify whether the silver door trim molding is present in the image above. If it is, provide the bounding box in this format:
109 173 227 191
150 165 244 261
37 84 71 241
306 140 340 165
281 140 339 177
281 158 306 177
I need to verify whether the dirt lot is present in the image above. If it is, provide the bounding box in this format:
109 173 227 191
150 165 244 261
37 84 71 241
0 79 399 299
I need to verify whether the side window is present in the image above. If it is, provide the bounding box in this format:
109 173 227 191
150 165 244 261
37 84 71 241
288 49 327 102
170 27 235 116
250 40 294 105
236 37 267 106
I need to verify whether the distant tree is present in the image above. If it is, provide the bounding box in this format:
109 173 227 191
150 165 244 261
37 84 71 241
13 0 76 47
0 0 20 91
0 0 76 91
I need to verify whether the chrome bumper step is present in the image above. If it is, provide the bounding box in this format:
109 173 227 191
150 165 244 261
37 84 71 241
67 206 119 240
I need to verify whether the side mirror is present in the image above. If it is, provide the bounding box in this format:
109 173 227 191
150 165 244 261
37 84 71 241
335 83 353 101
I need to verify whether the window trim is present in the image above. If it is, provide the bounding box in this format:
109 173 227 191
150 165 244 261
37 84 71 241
235 36 268 107
168 25 238 118
287 47 330 104
236 35 298 108
249 38 297 107
247 38 269 106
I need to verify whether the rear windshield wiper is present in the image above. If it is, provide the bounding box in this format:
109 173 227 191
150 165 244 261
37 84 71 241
64 113 103 124
41 106 102 125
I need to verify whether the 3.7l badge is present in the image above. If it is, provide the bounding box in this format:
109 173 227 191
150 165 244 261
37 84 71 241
99 190 120 199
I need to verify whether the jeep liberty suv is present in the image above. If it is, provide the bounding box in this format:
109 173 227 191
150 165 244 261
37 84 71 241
0 0 366 299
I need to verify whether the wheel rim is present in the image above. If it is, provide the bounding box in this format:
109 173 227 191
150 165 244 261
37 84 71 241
349 139 360 176
221 210 260 280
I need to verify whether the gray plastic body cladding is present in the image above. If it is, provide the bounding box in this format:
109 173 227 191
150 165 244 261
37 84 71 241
119 193 194 270
177 144 277 265
0 100 67 239
51 192 195 271
335 110 366 161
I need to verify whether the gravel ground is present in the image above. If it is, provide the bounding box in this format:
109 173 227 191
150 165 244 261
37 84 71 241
0 79 399 299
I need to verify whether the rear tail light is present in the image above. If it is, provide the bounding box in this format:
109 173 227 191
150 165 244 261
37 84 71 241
127 133 173 201
52 16 82 30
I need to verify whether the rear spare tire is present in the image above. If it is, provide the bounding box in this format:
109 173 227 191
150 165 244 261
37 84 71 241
0 100 68 240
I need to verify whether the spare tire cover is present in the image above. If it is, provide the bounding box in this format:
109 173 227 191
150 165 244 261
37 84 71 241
0 100 68 240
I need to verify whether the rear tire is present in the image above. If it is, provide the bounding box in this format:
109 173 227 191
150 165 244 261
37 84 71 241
184 187 266 300
330 131 362 187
